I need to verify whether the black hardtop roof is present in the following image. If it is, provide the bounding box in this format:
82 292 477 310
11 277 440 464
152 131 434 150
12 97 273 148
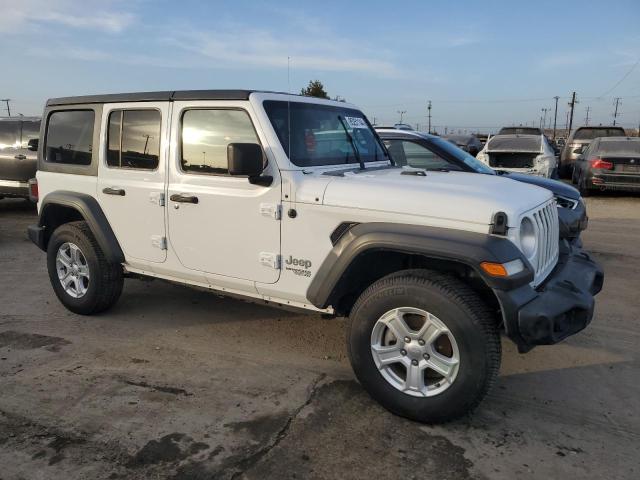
46 89 292 107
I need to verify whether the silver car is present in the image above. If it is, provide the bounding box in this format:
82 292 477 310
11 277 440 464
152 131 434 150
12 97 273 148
559 125 625 178
0 117 40 200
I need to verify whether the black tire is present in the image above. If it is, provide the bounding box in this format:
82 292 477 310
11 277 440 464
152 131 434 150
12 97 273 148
47 221 123 315
347 269 500 424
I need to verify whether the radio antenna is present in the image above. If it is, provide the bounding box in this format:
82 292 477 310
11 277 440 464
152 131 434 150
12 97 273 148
287 56 291 160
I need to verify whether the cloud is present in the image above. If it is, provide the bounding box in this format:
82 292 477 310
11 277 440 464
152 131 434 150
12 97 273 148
537 52 594 69
0 0 134 33
167 26 400 76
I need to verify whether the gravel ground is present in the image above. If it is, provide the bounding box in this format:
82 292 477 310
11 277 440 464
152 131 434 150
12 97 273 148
0 195 638 480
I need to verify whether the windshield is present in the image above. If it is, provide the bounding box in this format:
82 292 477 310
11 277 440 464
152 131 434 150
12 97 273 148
263 100 386 167
429 137 495 174
596 140 640 156
574 128 625 140
487 135 541 152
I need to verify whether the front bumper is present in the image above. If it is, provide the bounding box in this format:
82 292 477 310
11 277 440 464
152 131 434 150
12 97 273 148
497 241 603 352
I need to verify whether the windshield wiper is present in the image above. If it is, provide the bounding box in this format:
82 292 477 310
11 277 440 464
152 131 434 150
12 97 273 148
338 115 364 170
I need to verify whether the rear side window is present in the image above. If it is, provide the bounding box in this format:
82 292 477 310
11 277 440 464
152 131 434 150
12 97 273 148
46 110 94 165
0 121 19 150
107 109 161 169
181 109 259 175
20 121 40 148
384 140 452 170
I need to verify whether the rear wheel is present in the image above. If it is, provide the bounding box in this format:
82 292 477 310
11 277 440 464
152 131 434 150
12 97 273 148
47 221 123 315
346 269 501 423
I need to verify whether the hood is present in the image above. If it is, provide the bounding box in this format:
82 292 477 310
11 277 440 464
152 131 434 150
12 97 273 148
498 171 580 200
305 167 552 229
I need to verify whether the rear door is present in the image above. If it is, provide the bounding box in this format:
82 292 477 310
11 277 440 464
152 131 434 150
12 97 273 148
97 103 169 263
0 120 25 181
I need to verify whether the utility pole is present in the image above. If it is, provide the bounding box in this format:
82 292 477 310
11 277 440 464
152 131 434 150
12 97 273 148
584 106 590 126
541 108 549 131
613 97 621 126
427 100 432 134
372 117 377 126
552 96 559 140
397 110 406 124
567 91 577 134
0 99 11 117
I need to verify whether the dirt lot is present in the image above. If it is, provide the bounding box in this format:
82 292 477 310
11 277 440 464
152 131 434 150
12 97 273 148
0 195 638 480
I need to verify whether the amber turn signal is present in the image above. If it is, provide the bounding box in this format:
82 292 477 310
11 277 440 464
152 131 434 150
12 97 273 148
480 262 508 277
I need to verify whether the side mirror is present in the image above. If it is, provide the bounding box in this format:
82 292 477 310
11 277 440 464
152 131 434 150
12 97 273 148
27 138 39 151
227 143 272 185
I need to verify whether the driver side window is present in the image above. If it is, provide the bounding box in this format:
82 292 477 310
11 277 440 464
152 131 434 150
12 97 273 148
384 140 452 170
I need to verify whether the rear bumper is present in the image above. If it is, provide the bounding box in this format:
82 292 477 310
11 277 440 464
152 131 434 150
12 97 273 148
589 172 640 191
497 241 603 352
0 179 30 198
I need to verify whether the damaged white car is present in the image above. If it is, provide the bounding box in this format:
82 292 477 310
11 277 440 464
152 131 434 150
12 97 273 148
476 134 558 178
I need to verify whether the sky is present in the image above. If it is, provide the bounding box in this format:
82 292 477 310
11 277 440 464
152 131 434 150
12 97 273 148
1 0 639 133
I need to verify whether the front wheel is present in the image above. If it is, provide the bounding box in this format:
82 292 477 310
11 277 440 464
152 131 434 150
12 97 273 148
47 221 123 315
346 269 501 423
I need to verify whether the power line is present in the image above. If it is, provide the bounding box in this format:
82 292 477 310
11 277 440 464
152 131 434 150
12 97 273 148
598 57 640 98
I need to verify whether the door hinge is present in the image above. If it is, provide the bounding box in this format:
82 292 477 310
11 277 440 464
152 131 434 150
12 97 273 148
260 203 282 220
150 192 165 207
151 235 167 250
259 252 281 269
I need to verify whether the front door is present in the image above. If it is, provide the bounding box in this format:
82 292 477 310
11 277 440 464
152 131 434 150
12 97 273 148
97 103 169 263
167 101 281 284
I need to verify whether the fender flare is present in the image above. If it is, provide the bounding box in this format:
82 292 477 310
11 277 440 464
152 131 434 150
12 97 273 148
31 191 124 264
306 222 533 309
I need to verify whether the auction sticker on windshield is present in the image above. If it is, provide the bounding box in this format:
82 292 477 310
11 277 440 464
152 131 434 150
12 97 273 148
345 116 368 129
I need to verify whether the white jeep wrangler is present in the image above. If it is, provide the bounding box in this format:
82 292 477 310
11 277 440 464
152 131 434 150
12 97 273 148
28 90 603 423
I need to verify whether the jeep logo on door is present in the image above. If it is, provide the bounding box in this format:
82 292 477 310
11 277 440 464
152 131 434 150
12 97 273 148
284 255 313 277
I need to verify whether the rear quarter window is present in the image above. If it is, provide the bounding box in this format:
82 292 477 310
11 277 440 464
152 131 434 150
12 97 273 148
45 110 94 165
0 121 20 150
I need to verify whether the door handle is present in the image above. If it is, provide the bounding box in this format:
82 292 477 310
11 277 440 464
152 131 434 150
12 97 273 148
170 193 199 204
102 187 126 196
14 154 27 160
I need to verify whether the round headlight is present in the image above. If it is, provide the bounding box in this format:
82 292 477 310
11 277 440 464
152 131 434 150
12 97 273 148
520 217 537 259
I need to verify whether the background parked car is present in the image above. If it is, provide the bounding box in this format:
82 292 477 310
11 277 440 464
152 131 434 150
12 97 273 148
442 134 483 156
476 134 558 178
0 116 40 200
573 136 640 195
559 125 626 178
376 128 587 242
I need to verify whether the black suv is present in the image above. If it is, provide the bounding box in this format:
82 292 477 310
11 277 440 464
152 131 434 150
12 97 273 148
0 117 40 200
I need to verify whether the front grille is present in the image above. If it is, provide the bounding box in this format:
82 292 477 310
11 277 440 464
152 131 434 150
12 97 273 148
528 200 560 286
